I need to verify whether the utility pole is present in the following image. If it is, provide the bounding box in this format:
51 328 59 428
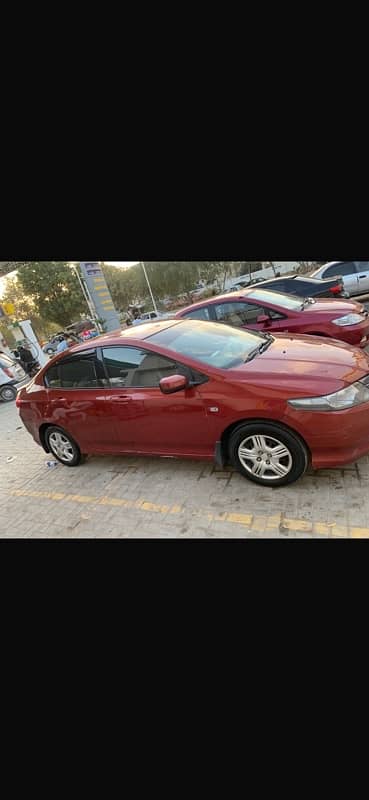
141 262 158 313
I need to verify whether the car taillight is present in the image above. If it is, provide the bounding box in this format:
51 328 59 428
16 393 22 407
330 285 342 294
3 366 14 378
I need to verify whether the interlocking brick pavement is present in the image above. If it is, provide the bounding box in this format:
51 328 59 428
2 396 369 538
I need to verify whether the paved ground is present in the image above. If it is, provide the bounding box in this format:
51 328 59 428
2 397 369 538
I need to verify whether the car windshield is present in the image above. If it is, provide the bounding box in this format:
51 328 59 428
147 321 270 369
246 289 304 311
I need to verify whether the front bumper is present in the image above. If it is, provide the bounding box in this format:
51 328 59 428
285 400 369 470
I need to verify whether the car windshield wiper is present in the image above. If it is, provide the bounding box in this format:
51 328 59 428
245 336 273 362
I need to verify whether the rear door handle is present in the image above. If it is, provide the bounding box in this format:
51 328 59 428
359 275 367 279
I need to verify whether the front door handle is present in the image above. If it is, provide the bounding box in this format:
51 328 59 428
359 275 367 279
111 395 131 403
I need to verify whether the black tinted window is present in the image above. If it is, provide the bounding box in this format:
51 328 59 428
46 358 101 389
324 262 357 278
102 347 178 388
183 307 211 321
45 365 60 388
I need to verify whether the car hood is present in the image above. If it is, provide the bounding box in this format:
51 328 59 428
298 298 364 315
231 334 369 397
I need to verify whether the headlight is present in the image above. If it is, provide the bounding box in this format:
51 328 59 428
332 314 364 326
288 379 369 411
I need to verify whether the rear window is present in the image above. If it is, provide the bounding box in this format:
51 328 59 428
323 262 356 278
246 289 303 311
45 357 103 389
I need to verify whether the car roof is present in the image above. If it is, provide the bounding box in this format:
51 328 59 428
47 319 183 358
258 275 335 285
315 262 344 270
178 287 297 314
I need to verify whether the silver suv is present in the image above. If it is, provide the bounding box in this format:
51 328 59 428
310 261 369 297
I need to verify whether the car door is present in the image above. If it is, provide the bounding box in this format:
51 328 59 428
354 261 369 293
101 345 211 456
322 262 359 296
44 352 115 452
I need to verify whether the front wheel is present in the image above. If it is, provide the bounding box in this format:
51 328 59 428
45 426 82 467
229 422 308 487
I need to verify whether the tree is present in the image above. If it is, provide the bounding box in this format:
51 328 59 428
15 262 86 328
204 262 239 291
0 261 25 277
239 262 263 277
1 276 60 339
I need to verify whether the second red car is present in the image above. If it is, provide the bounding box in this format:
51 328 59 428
176 289 369 347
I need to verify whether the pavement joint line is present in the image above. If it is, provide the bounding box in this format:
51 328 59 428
7 488 369 537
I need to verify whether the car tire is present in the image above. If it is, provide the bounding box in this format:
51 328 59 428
45 426 82 467
0 384 17 402
228 422 309 487
46 348 55 356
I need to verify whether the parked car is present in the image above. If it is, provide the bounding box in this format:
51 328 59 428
310 261 369 297
16 319 369 487
43 331 81 355
0 353 26 401
80 329 99 341
175 289 369 347
131 311 172 325
246 274 348 299
42 333 66 355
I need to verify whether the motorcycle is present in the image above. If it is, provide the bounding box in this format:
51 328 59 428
12 348 40 378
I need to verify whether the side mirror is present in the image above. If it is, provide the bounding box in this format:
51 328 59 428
160 374 188 395
257 314 270 325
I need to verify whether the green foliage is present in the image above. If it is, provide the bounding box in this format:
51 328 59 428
0 262 25 277
15 262 86 328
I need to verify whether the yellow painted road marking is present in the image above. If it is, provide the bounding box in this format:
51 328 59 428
8 489 369 538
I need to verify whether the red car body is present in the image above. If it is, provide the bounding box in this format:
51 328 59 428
16 319 369 486
175 289 369 347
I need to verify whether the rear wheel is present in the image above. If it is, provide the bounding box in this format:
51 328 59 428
0 385 17 402
229 422 308 487
45 426 82 467
46 348 54 356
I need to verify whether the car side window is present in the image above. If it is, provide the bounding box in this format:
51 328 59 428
267 308 286 320
45 356 103 389
183 307 211 321
354 262 369 273
324 262 357 278
102 346 182 388
214 301 264 326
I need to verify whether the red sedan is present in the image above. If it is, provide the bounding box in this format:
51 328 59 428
175 289 369 347
16 320 369 487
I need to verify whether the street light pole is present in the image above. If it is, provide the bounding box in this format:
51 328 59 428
141 262 158 314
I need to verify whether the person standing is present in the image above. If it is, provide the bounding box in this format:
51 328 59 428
56 335 69 353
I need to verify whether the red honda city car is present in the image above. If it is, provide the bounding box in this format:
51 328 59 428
16 320 369 487
175 289 369 347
